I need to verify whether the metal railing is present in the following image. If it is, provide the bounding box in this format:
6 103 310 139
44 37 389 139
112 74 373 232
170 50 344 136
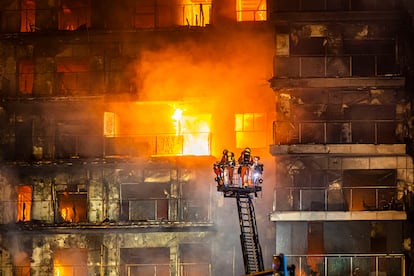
273 119 404 145
285 254 405 276
4 132 211 161
121 198 211 222
272 0 403 12
3 3 213 33
125 264 170 276
273 55 400 78
180 262 212 276
0 197 212 225
273 186 403 212
8 263 213 276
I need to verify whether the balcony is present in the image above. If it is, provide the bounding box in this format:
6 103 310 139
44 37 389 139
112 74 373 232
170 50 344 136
0 197 212 226
272 119 405 145
285 254 405 276
271 55 403 89
271 186 406 221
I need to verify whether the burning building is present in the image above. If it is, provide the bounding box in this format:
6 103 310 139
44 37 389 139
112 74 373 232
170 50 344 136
0 0 413 275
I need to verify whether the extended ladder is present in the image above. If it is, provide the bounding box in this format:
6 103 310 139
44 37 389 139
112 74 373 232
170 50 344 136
236 193 264 274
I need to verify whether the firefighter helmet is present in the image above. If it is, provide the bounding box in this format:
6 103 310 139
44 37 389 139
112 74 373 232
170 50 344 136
244 147 251 154
223 149 228 155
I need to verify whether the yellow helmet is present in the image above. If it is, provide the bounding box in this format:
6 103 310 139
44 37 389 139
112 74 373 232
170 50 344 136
245 147 251 153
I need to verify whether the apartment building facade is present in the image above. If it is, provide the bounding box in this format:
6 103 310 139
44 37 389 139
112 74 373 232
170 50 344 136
0 1 274 276
269 0 414 275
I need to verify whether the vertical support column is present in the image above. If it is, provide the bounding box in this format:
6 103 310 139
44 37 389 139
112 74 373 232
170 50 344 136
170 244 179 276
31 237 53 276
170 169 179 221
104 234 119 276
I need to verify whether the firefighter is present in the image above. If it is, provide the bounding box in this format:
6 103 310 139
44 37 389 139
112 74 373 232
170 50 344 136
220 149 229 164
252 156 264 185
213 162 223 185
227 151 235 185
238 147 253 187
220 149 231 185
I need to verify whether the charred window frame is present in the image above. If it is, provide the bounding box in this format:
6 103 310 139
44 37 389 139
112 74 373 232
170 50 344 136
120 248 170 275
133 1 157 29
18 59 34 94
343 169 398 211
272 0 401 11
181 181 210 222
20 0 36 32
56 57 90 96
289 25 327 56
17 185 32 222
55 190 88 223
179 243 212 274
55 117 103 159
107 56 136 95
58 0 91 31
344 39 397 76
54 248 88 275
120 182 171 221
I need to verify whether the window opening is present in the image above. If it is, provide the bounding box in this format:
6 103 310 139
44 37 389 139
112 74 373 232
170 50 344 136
236 0 266 21
57 192 87 223
180 243 211 275
181 1 211 26
17 185 32 222
21 0 36 32
343 169 397 211
235 113 266 148
19 60 34 94
120 182 170 221
54 248 88 276
57 58 89 95
58 0 91 30
121 247 170 275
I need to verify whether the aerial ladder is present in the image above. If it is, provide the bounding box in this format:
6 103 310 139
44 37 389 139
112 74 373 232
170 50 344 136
222 186 273 275
214 152 294 276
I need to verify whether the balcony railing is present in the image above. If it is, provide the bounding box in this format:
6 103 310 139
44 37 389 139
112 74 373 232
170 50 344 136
272 0 403 12
125 264 170 276
10 263 212 276
5 132 212 161
0 197 212 225
273 119 404 145
273 55 400 78
273 186 404 212
180 263 212 276
121 198 211 223
285 254 405 276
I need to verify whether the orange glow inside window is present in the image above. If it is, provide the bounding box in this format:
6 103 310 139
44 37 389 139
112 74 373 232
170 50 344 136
17 185 32 222
54 248 87 276
182 1 211 26
20 0 36 32
58 0 91 30
236 0 266 21
19 60 34 94
57 192 87 223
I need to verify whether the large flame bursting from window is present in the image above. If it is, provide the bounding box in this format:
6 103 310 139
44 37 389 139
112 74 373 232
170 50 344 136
172 107 211 155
